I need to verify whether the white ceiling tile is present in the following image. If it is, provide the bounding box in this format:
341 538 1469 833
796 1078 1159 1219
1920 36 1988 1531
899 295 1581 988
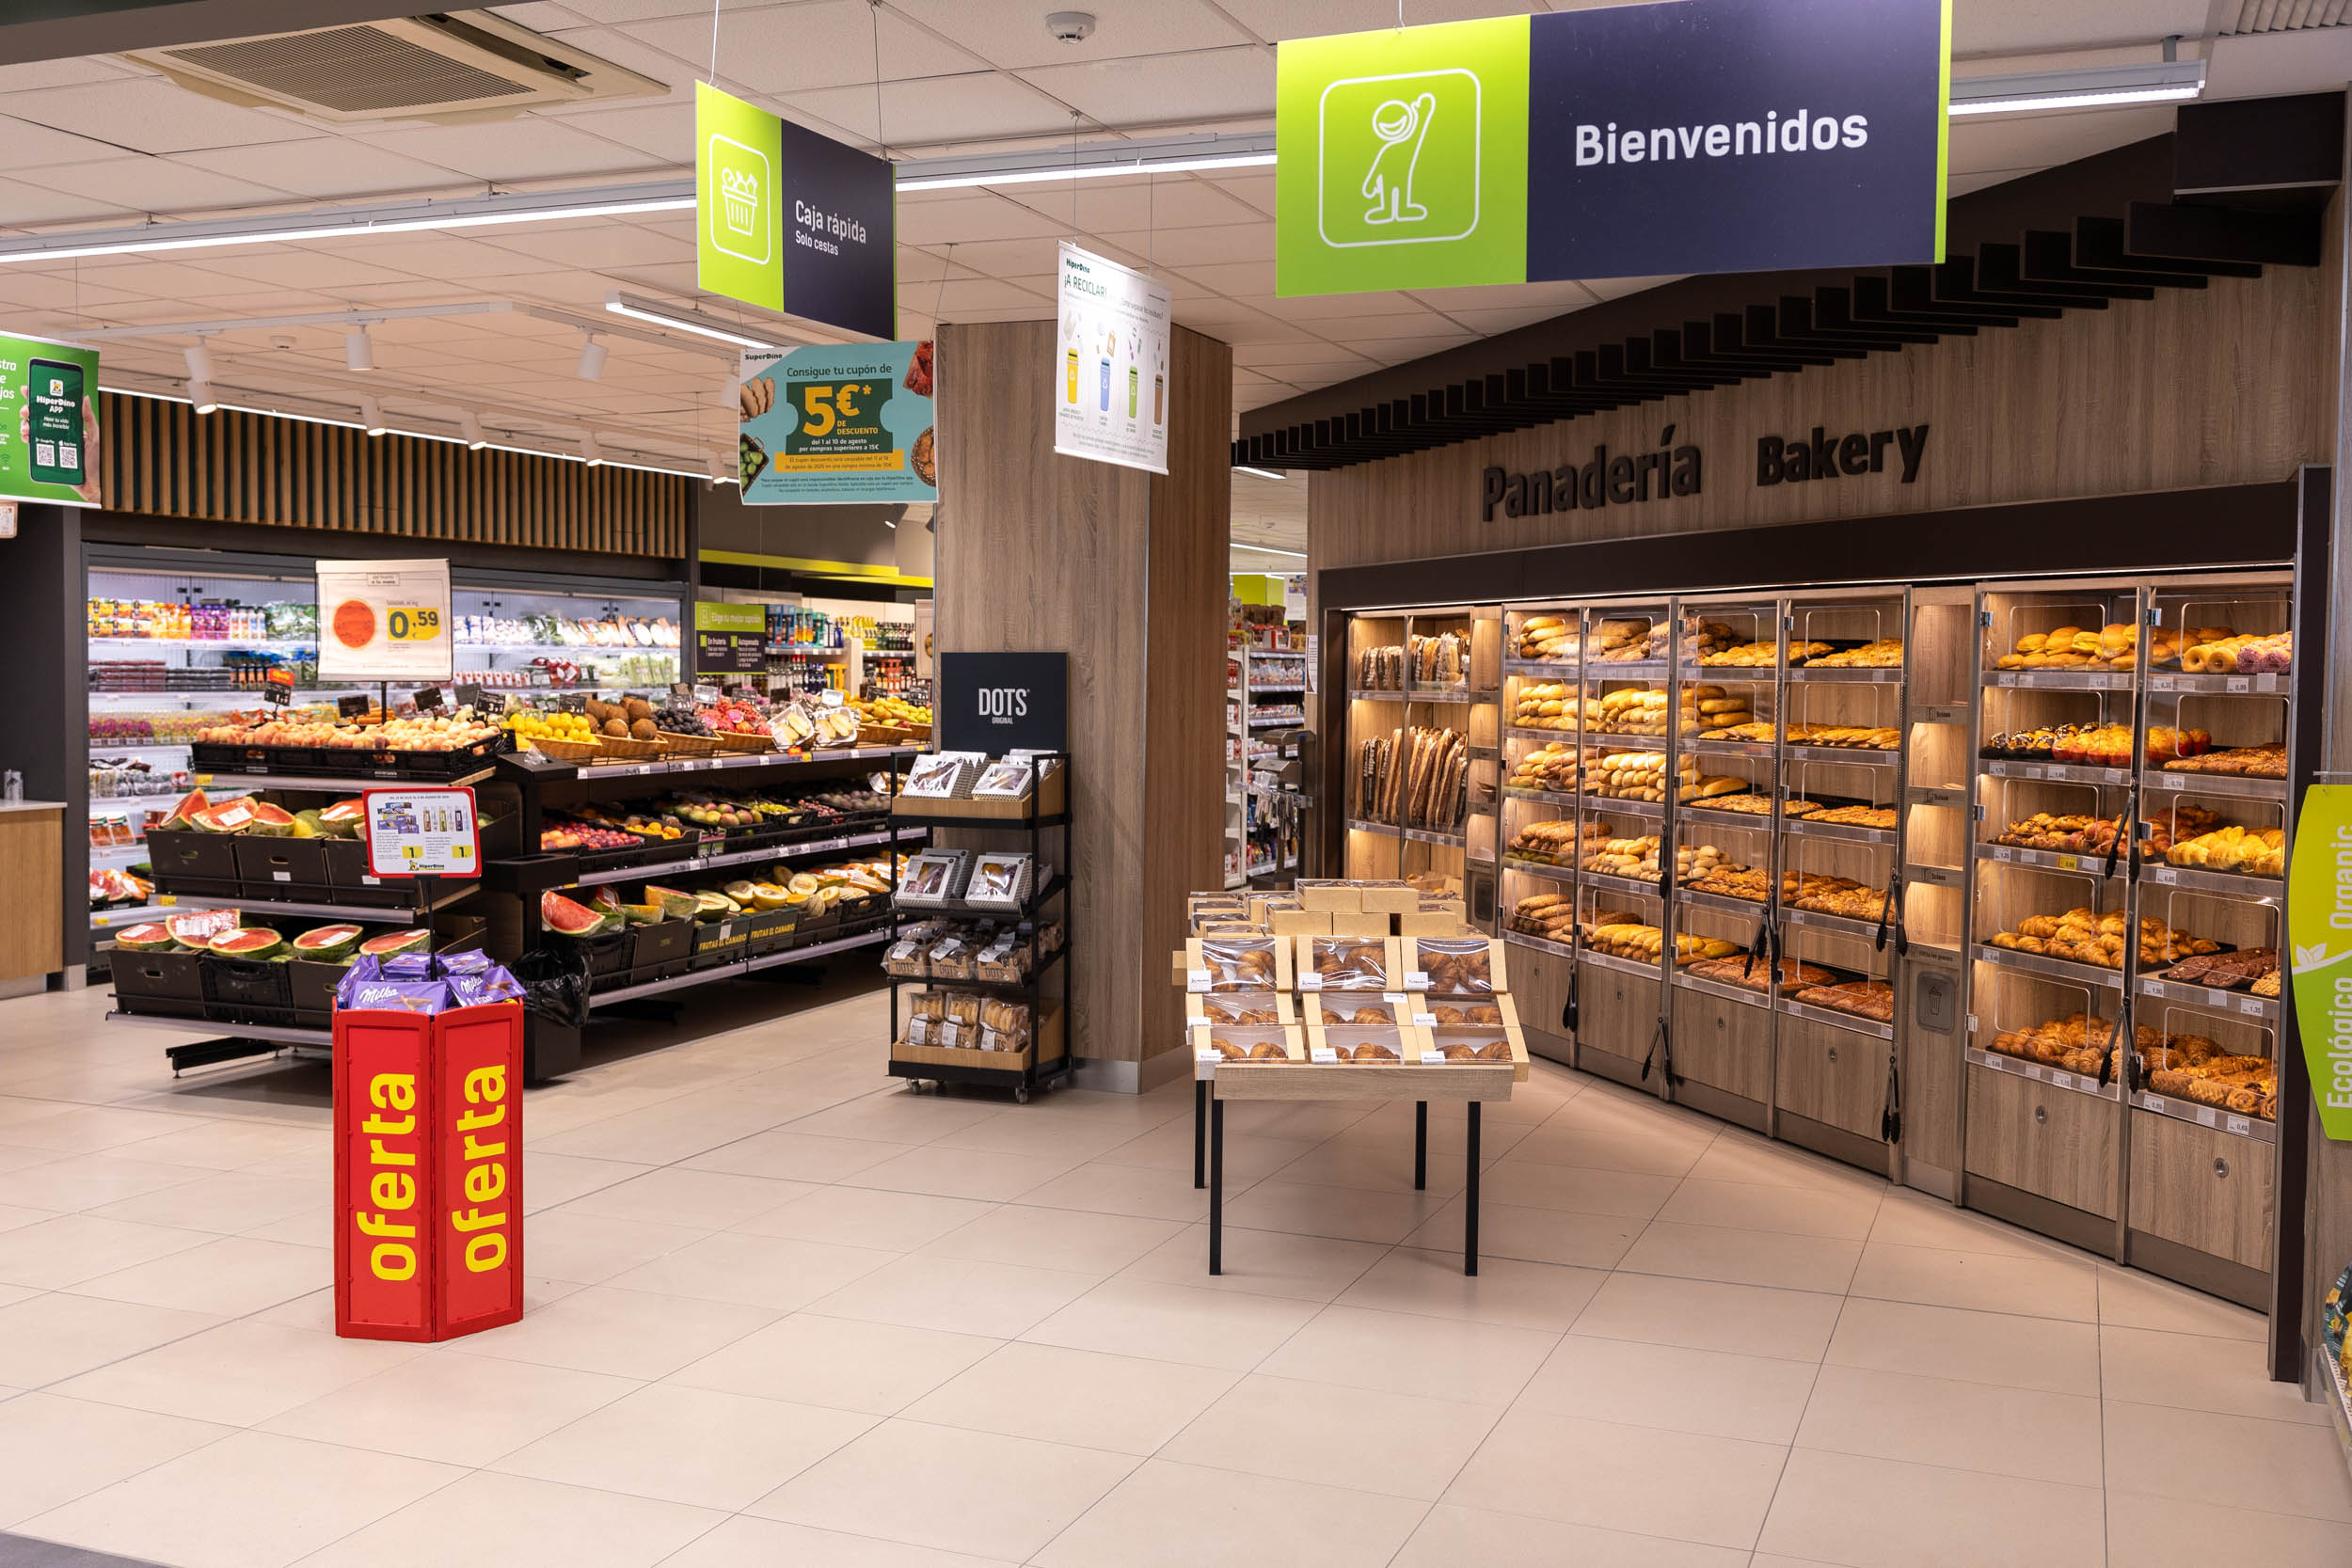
1400 279 1601 314
1169 258 1276 298
933 276 1055 312
356 117 670 182
1336 331 1479 362
1199 171 1276 215
629 2 986 93
1233 340 1377 369
488 223 691 268
1949 0 2207 55
1574 275 1684 302
1438 303 1584 334
600 260 706 293
9 156 296 214
544 0 709 22
781 73 1073 148
7 77 321 154
1016 48 1274 126
0 57 144 92
891 0 1254 71
1005 176 1263 234
898 193 1072 245
0 272 151 311
343 234 581 278
55 259 272 300
911 235 1065 277
170 138 463 199
0 176 134 228
0 115 134 172
542 101 696 163
539 24 712 91
1216 1 1547 44
1092 223 1275 267
485 2 593 27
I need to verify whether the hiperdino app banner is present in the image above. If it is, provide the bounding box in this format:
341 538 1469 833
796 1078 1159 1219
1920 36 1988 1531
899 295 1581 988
2290 784 2352 1139
1276 0 1950 297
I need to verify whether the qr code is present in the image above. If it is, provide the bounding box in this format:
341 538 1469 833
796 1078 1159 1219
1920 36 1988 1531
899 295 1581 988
33 441 54 466
58 443 77 466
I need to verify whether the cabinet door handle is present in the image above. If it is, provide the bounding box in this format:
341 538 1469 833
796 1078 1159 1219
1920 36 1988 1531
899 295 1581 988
2214 1158 2229 1180
1827 1046 1839 1065
2033 1104 2047 1125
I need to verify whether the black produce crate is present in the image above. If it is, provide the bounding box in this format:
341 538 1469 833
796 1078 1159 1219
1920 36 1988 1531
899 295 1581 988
690 916 751 969
144 829 241 896
111 949 207 1018
740 908 800 956
233 835 331 895
199 957 294 1021
321 837 414 906
571 834 700 875
287 958 346 1018
554 927 635 980
191 741 323 775
792 904 841 940
630 919 694 978
310 730 516 781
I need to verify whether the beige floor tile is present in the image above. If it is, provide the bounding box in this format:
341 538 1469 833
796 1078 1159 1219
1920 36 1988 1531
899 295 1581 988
926 1109 1138 1163
1217 1177 1445 1246
1016 1158 1216 1221
518 1208 711 1285
2096 1263 2267 1341
1442 1407 1786 1550
1259 1301 1555 1404
1392 1504 1751 1568
927 1202 1184 1275
1684 1130 1888 1195
0 1292 222 1389
1502 1115 1715 1176
842 1143 1082 1203
781 1094 1004 1146
684 1128 920 1181
607 1229 897 1310
1336 1244 1607 1332
1825 1297 2101 1396
1757 1447 2105 1568
55 1319 425 1427
15 1428 461 1568
99 1118 326 1172
805 1251 1100 1338
660 1514 1018 1567
531 1101 801 1166
749 1417 1137 1561
561 1165 818 1229
1165 1371 1502 1499
1795 1363 2103 1486
1219 1100 1379 1143
2106 1399 2352 1521
2100 1323 2326 1425
68 1234 328 1317
902 1341 1236 1454
1404 1196 1645 1269
1479 1158 1681 1218
1095 1117 1317 1181
0 1392 230 1529
0 1105 203 1155
1266 1136 1467 1197
1022 1275 1319 1370
1617 1219 1864 1293
261 1349 637 1466
2105 1491 2352 1568
84 1170 321 1235
300 1469 723 1568
1518 1333 1819 1443
1660 1175 1883 1239
1030 1457 1428 1568
445 1285 777 1381
494 1382 874 1509
521 1151 656 1213
670 1311 999 1415
0 1215 214 1290
0 1153 214 1213
1118 1221 1386 1301
1571 1271 1843 1361
0 1145 60 1176
742 1184 995 1250
1848 1241 2099 1322
1867 1188 2083 1260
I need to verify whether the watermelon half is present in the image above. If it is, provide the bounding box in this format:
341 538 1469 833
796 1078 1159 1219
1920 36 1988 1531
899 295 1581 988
541 891 612 936
166 909 240 950
243 802 299 839
155 789 209 832
190 800 262 834
359 929 431 958
114 923 176 954
314 800 365 840
209 927 284 960
644 884 698 920
290 924 363 962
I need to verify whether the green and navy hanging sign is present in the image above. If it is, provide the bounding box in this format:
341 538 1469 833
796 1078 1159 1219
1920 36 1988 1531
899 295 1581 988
2291 784 2352 1141
1276 0 1951 297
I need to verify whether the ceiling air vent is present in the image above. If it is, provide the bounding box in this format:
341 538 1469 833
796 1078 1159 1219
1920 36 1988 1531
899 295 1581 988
2222 0 2352 32
126 11 660 124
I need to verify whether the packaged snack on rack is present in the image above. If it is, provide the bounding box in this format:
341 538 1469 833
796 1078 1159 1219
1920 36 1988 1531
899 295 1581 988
964 852 1034 909
902 752 982 800
897 849 971 905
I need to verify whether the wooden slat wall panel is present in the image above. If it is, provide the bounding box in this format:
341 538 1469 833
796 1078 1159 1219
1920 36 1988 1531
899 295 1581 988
97 392 690 559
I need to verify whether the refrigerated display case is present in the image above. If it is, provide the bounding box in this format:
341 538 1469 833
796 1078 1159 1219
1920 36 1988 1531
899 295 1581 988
1345 604 1500 909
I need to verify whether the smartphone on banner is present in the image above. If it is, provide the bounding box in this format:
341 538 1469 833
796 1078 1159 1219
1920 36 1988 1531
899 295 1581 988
26 358 84 489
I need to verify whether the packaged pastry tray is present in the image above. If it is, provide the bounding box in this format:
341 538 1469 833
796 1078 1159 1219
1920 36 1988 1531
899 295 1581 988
1308 997 1412 1032
1406 936 1507 996
1190 1022 1306 1071
896 849 972 907
972 752 1063 799
1187 990 1296 1027
1422 994 1519 1032
1422 1025 1529 1081
1295 934 1400 992
1185 936 1294 992
1306 1022 1429 1066
962 851 1034 910
898 1001 1063 1070
900 752 983 799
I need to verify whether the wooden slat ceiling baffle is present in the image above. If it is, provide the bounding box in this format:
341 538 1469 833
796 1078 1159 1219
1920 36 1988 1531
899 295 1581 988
96 391 691 559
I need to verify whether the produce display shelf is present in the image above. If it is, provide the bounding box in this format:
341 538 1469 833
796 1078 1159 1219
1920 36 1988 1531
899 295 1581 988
2134 975 2280 1023
513 744 921 784
88 742 199 755
1583 796 1665 822
1678 887 1770 918
1251 683 1307 695
89 799 186 817
105 1010 329 1048
1972 942 2124 990
1777 905 1890 938
1402 826 1467 847
1503 930 1576 960
1786 666 1904 683
91 843 153 867
1980 758 2131 785
2139 863 2285 899
1499 856 1576 884
165 885 475 925
89 636 320 654
590 926 894 1006
1503 724 1579 743
567 827 903 889
2146 770 2287 801
1584 869 1667 900
1674 969 1772 1009
1582 946 1667 982
194 767 497 792
2148 672 2290 695
1779 816 1898 846
90 902 178 932
1778 997 1895 1039
2130 1088 2277 1143
1248 650 1309 661
1684 737 1776 759
1981 671 2134 690
1784 744 1900 768
1502 658 1580 679
1965 1044 2122 1101
1973 842 2120 878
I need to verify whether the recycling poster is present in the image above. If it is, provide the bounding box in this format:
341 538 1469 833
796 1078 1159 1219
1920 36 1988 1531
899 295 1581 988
738 341 936 505
316 558 454 683
2290 784 2352 1140
1054 243 1171 476
0 331 101 508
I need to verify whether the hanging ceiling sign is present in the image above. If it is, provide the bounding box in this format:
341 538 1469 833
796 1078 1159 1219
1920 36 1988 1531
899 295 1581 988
1054 244 1171 476
738 341 935 504
0 330 100 508
696 82 897 340
1276 0 1950 297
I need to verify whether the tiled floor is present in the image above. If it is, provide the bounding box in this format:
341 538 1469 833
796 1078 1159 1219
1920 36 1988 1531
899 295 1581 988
0 974 2344 1567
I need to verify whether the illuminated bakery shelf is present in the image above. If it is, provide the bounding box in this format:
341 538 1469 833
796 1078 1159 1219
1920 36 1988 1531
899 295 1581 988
2148 671 2289 695
2131 1088 2277 1143
1502 785 1580 808
1499 855 1576 884
1583 868 1667 900
1678 800 1775 831
1778 996 1893 1039
1964 1044 2121 1101
2146 769 2287 801
1346 689 1405 702
1981 758 2131 785
1684 736 1776 759
1581 946 1667 981
2134 975 2280 1024
1973 842 2122 878
1585 660 1668 679
1402 826 1466 847
1503 724 1580 744
1581 732 1667 752
1787 666 1904 683
1785 743 1900 768
1502 658 1581 679
1981 670 2133 691
1673 968 1772 1009
1779 815 1898 847
1405 688 1472 705
1778 905 1891 940
1677 887 1770 918
1972 942 2124 990
2140 863 2284 899
1582 796 1664 823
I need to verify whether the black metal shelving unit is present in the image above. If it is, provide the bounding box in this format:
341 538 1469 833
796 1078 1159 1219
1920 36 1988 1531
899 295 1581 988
886 752 1075 1102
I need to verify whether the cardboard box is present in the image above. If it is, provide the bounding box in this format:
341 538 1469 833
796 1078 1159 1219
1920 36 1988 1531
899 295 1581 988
1402 935 1509 997
1196 919 1267 936
1249 893 1302 925
1357 882 1420 915
1327 911 1394 938
897 1002 1064 1071
1295 934 1401 994
1397 911 1476 937
1185 935 1293 993
892 767 1066 821
1269 909 1330 936
1186 990 1296 1027
1295 879 1361 912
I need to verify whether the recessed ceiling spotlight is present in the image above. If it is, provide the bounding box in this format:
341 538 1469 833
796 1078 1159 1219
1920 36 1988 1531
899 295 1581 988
1046 11 1095 43
576 332 608 381
344 325 373 372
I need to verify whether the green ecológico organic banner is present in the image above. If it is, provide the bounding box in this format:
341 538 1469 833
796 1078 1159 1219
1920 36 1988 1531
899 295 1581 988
0 331 101 508
2291 784 2352 1140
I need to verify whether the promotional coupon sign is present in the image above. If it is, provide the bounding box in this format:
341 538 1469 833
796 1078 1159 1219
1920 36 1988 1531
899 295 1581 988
696 82 897 340
1055 244 1171 476
2290 784 2352 1140
0 330 101 507
362 786 480 879
316 559 453 682
739 341 936 504
1276 0 1950 295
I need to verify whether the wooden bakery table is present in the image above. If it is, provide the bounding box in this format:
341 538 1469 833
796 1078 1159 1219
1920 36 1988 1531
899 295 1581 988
1197 1056 1515 1276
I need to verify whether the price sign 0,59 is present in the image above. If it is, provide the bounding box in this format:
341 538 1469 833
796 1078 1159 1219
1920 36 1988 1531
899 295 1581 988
388 606 442 642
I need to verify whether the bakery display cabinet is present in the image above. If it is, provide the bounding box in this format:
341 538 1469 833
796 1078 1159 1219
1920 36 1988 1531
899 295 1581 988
1345 605 1502 908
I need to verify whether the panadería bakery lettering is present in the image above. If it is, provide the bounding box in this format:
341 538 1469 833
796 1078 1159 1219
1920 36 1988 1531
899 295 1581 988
1483 430 1701 521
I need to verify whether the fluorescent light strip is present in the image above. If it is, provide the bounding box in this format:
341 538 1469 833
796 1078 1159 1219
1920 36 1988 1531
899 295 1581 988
898 150 1274 192
1232 466 1287 481
1947 85 2201 116
0 194 694 265
1231 544 1307 559
606 293 787 352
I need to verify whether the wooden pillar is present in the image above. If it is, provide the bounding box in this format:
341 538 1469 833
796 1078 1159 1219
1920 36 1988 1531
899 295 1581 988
935 320 1231 1090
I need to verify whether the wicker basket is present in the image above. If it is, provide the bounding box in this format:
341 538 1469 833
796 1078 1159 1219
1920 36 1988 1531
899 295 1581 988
528 736 602 762
594 734 671 759
709 730 775 754
656 731 719 757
